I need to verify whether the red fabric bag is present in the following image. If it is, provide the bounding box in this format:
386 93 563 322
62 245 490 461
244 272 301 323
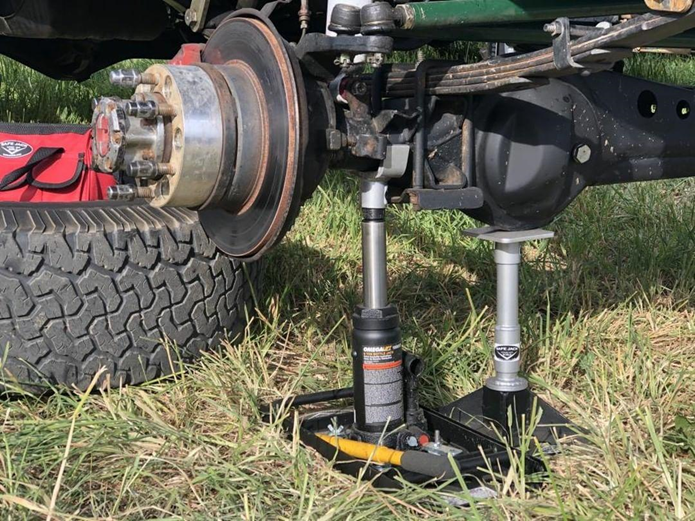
0 123 115 203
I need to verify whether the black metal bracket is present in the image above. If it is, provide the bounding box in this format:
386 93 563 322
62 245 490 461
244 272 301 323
546 17 622 74
548 17 586 72
295 33 394 80
402 187 484 211
441 388 583 449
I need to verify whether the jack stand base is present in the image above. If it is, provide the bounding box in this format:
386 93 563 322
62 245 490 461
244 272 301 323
440 387 578 450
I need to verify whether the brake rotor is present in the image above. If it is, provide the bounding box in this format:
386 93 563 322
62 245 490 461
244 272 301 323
198 14 307 261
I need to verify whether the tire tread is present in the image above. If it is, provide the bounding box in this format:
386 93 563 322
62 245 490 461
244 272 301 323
0 203 258 390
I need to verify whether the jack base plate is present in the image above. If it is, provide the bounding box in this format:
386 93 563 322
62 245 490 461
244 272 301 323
275 402 545 491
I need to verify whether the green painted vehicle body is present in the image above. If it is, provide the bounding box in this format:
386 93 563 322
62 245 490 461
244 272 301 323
393 0 695 47
400 0 648 29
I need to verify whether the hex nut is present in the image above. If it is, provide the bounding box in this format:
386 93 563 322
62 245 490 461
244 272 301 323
573 144 592 164
326 129 345 151
185 9 198 25
351 81 369 96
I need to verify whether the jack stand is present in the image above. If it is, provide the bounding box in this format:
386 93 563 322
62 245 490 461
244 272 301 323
441 227 576 448
263 180 544 491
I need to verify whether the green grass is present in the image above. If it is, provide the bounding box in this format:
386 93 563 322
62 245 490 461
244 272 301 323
0 54 694 519
0 59 150 124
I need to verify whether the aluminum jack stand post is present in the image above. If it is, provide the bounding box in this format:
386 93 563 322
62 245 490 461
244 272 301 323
441 227 577 449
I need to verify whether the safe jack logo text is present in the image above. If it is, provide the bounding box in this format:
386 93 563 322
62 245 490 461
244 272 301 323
495 345 520 361
0 140 33 159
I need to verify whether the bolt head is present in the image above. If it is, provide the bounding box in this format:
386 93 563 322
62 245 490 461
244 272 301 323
405 436 418 448
573 144 592 164
185 9 198 25
543 21 561 36
366 53 384 67
351 81 368 96
326 129 344 151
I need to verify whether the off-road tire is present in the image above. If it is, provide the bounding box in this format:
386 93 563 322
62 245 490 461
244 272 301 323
0 201 259 391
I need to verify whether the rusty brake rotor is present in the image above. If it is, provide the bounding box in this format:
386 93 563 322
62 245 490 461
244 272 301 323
197 14 307 261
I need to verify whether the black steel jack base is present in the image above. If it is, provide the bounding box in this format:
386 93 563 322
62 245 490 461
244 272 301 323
441 387 578 450
263 378 546 493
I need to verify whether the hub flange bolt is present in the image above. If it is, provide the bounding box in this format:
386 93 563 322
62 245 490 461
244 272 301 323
572 143 592 164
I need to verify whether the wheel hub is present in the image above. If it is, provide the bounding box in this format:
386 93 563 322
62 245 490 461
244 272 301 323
91 15 331 261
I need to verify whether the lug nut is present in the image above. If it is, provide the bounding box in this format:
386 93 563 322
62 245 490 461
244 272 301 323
125 100 157 119
107 184 136 201
125 100 177 119
127 161 175 179
110 69 159 88
107 184 155 201
110 69 141 88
